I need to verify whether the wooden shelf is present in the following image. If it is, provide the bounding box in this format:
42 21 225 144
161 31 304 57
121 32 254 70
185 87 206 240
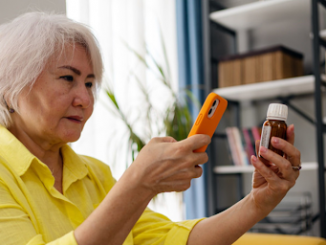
214 162 318 174
210 0 310 31
213 75 314 102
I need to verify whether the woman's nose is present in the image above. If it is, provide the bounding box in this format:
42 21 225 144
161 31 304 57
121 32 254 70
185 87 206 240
73 84 93 108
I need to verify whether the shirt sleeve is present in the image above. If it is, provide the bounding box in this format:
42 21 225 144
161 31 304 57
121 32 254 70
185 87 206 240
0 179 78 245
132 208 205 245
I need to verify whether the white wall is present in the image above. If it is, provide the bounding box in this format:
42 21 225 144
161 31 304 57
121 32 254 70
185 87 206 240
0 0 66 24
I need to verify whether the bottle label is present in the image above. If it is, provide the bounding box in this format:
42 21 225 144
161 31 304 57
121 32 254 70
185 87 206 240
260 125 271 151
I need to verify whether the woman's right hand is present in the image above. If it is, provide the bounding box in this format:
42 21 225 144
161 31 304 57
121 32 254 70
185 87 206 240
126 134 210 196
75 134 210 245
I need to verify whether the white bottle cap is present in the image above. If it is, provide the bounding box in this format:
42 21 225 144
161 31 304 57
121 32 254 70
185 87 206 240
266 103 288 121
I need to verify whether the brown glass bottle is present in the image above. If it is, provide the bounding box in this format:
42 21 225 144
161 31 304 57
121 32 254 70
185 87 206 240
258 103 288 165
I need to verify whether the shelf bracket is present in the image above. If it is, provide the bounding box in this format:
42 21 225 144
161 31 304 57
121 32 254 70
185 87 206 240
319 0 326 9
319 37 326 49
277 97 316 126
210 21 236 37
287 103 315 126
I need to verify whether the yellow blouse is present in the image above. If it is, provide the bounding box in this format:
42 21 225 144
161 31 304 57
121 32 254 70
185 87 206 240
0 126 203 245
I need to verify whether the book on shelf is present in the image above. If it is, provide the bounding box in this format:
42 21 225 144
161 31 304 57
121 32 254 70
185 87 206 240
233 127 250 166
225 126 261 166
242 128 255 159
225 127 242 166
251 126 262 142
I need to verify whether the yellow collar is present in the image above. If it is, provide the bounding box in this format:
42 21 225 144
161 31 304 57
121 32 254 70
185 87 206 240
0 125 35 176
0 125 89 181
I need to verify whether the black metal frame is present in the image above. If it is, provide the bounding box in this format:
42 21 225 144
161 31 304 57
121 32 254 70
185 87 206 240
202 0 241 216
311 0 326 238
202 0 326 238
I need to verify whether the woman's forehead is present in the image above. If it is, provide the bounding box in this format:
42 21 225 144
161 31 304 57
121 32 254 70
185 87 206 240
49 44 92 69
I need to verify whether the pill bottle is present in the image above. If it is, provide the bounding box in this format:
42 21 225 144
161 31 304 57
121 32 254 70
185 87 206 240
258 103 288 165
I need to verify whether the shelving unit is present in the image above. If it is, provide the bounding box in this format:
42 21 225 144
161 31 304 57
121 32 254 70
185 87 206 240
214 162 318 174
210 0 310 31
213 75 316 102
311 0 326 238
201 0 325 238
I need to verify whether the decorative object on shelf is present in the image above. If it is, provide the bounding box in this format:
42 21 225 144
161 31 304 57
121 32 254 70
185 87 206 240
218 45 304 88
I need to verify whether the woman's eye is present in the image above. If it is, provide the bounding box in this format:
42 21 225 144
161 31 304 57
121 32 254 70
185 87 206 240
85 82 93 88
60 75 74 82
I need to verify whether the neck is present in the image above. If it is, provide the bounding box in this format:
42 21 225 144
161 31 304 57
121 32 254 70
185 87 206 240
8 125 64 181
8 122 65 194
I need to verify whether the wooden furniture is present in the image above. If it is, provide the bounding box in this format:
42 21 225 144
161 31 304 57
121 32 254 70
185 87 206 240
218 45 304 87
233 233 326 245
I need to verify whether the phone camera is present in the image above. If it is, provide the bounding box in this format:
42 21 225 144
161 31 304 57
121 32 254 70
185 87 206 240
208 99 220 118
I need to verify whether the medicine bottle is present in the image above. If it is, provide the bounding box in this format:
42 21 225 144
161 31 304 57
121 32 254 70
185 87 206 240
258 103 288 165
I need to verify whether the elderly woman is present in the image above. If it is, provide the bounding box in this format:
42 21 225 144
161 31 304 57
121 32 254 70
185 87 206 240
0 12 301 245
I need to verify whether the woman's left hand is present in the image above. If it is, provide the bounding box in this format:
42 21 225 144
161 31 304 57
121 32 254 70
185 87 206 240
250 124 301 215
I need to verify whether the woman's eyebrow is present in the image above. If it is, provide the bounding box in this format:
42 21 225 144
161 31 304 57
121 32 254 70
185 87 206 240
58 65 95 78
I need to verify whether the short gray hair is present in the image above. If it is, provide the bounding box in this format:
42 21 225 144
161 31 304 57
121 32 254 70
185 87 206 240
0 12 103 127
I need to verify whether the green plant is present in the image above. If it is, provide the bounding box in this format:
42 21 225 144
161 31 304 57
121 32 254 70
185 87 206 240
104 40 198 164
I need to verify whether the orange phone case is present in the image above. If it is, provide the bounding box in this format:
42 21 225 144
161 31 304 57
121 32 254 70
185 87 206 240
188 92 228 152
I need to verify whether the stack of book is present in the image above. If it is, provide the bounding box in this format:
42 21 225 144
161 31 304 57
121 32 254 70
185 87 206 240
225 127 261 166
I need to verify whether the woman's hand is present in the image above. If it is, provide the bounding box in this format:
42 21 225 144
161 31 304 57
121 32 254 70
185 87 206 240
187 125 301 245
250 124 301 215
75 134 210 245
126 134 210 196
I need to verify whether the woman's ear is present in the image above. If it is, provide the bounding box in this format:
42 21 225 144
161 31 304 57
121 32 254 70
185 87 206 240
2 95 15 113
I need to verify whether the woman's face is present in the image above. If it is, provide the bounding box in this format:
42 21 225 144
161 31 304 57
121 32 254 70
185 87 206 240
11 44 95 147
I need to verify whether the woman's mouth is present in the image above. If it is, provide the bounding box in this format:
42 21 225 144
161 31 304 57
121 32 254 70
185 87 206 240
66 116 83 123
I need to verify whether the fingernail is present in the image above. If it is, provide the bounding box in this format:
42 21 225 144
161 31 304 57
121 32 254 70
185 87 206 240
260 146 267 153
251 155 257 162
272 137 279 144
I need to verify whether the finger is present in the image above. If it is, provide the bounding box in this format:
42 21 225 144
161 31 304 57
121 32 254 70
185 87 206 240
161 167 203 192
270 137 301 166
189 165 203 178
190 152 209 166
259 146 299 181
183 134 211 151
286 124 295 145
251 155 284 185
161 179 192 192
159 136 178 143
176 152 208 171
166 167 203 182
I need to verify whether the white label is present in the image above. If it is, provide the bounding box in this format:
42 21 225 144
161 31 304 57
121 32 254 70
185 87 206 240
260 125 271 150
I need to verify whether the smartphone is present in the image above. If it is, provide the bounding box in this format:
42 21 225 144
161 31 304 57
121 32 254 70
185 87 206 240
188 92 228 152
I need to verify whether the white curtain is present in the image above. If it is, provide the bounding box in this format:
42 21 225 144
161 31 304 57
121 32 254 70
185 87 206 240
66 0 184 221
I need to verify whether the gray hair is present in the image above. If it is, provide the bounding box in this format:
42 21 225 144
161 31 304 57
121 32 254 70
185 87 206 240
0 12 103 127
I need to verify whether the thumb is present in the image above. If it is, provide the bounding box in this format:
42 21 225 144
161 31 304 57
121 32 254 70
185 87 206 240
286 124 295 145
159 136 178 143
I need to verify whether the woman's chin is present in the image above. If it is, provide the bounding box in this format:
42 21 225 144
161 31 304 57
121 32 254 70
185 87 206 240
61 131 82 143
